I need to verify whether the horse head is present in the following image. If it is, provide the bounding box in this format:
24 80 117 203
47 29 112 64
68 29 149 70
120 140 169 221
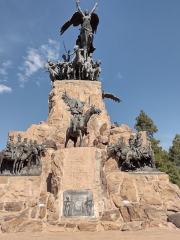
107 143 117 156
90 105 101 115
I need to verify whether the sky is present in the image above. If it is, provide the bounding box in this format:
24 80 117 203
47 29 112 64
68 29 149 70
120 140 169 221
0 0 180 151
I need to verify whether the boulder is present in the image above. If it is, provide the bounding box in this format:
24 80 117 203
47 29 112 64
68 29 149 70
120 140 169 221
168 213 180 228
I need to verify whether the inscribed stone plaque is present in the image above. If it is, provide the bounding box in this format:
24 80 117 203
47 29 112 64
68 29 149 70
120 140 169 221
62 148 96 190
62 190 94 218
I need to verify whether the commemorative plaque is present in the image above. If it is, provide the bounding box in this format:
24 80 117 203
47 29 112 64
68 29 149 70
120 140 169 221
62 190 94 218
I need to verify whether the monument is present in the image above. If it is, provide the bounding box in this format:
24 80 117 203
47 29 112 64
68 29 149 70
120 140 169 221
0 1 180 233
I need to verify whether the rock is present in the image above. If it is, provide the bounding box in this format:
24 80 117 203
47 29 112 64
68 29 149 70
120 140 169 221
144 207 167 222
31 207 38 218
127 205 147 221
47 194 56 212
168 213 180 228
0 202 4 210
137 181 162 205
66 223 76 228
78 223 97 232
1 217 26 233
25 197 38 208
39 206 46 219
121 222 143 231
42 139 57 150
39 190 48 204
104 157 118 171
0 186 5 197
17 220 43 232
120 179 138 202
101 221 122 230
119 206 130 222
47 212 59 221
100 210 120 221
4 202 24 212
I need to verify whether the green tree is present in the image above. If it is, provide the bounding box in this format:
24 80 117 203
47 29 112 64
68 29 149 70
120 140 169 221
169 134 180 166
134 110 158 138
113 122 119 127
168 134 180 187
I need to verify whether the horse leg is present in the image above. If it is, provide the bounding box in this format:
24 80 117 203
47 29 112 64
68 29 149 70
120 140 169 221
74 137 78 147
77 129 83 147
125 152 131 168
12 159 17 174
74 67 76 80
0 156 3 174
65 134 70 148
79 66 81 80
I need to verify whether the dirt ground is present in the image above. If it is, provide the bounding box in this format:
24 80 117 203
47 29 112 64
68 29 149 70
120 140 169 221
0 230 180 240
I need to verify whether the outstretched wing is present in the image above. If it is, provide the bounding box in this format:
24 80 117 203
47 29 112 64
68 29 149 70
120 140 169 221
62 92 72 107
60 12 83 35
91 13 99 34
102 92 122 103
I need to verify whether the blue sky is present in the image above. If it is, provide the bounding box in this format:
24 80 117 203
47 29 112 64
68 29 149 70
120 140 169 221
0 0 180 151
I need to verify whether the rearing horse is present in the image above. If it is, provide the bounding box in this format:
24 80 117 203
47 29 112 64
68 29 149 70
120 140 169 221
65 105 101 148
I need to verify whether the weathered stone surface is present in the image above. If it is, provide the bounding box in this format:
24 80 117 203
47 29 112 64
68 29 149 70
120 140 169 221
127 205 147 221
104 157 118 171
39 190 48 204
42 139 57 150
101 221 122 230
121 222 142 231
108 124 135 146
17 220 43 232
168 213 180 228
0 185 5 197
4 202 24 212
100 210 121 221
47 212 59 221
31 207 38 219
0 202 4 210
119 206 130 222
39 206 46 219
144 207 167 222
137 181 162 205
25 197 38 208
120 179 138 202
78 223 97 232
1 218 26 233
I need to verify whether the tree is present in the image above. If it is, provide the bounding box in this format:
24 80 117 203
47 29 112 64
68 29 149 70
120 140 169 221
134 110 158 138
113 122 119 127
169 134 180 166
168 134 180 187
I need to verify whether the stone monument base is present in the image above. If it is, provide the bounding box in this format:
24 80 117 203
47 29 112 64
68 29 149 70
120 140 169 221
0 160 180 232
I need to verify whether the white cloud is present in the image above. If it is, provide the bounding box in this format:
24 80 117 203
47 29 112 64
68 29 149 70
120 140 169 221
0 68 7 75
2 60 12 68
0 78 7 82
0 60 13 76
18 39 60 87
17 73 27 88
0 84 12 93
117 72 122 78
35 81 40 87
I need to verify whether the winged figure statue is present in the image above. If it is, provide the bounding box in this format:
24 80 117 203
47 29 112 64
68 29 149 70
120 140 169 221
60 1 99 60
62 92 86 115
102 91 122 103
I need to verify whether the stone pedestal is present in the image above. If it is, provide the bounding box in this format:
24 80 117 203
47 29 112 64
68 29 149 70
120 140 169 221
50 147 103 218
9 80 111 149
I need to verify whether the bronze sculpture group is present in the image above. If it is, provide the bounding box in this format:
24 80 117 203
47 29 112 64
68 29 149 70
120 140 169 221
0 135 46 175
62 92 101 147
45 1 101 85
108 133 156 171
